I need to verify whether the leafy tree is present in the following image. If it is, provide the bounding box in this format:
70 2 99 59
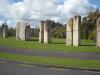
51 22 66 38
81 9 100 40
8 27 16 37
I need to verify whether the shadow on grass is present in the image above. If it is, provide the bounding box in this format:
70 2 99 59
51 42 65 44
80 44 96 46
27 39 39 41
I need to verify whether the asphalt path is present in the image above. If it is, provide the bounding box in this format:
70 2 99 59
0 60 100 75
0 45 100 60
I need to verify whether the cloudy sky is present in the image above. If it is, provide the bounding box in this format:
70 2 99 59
0 0 100 28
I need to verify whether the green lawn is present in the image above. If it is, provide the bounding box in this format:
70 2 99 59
0 37 100 52
0 52 100 69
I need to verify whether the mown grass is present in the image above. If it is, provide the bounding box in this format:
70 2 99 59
0 37 100 52
0 52 100 69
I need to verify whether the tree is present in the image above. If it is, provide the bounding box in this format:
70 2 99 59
8 27 16 36
51 22 66 38
81 9 100 39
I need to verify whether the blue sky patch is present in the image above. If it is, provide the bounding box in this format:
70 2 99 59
9 0 23 4
90 0 100 8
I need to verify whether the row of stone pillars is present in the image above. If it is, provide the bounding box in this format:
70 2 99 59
39 20 52 44
38 16 81 46
66 16 100 47
38 16 100 47
66 16 81 46
15 16 100 47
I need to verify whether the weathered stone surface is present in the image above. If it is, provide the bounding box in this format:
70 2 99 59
73 16 81 46
96 17 100 47
2 22 8 38
16 22 20 40
39 21 44 43
66 18 73 45
44 20 52 44
16 21 30 41
25 25 30 41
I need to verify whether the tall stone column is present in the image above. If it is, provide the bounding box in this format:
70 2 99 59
19 22 26 40
2 23 8 38
16 22 20 40
96 17 100 47
73 16 81 46
20 21 30 41
39 21 44 43
16 21 30 41
66 18 73 46
2 27 6 38
25 25 30 41
44 20 52 44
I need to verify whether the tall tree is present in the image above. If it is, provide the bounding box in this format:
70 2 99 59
81 9 100 39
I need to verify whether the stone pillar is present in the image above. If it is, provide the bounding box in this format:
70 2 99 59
66 18 73 46
16 22 20 40
39 21 44 43
44 20 52 44
25 25 30 41
16 21 30 41
20 21 30 41
2 23 8 38
19 22 26 40
73 16 81 46
96 17 100 47
3 27 6 38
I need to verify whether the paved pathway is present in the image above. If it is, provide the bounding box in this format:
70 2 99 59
0 45 100 60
